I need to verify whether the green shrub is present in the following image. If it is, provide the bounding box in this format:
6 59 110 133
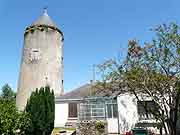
0 99 31 135
25 86 55 135
95 121 106 133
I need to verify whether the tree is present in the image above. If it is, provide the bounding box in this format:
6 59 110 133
25 86 55 135
97 23 180 135
0 98 31 135
1 84 15 99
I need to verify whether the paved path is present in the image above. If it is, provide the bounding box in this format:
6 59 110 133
56 131 75 135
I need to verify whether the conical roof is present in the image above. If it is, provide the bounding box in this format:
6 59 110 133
32 8 57 27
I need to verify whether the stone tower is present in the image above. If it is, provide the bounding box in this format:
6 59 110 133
16 9 64 110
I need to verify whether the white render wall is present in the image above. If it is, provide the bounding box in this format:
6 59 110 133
117 94 138 134
107 118 119 134
55 103 68 127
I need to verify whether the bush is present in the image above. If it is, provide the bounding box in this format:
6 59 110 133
95 121 106 133
0 99 31 135
25 86 55 135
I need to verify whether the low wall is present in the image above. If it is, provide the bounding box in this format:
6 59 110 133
76 120 108 135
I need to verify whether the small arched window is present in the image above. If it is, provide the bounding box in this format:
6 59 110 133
29 49 41 63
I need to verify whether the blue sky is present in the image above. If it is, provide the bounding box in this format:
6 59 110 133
0 0 179 92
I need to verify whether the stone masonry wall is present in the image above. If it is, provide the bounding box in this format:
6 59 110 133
16 26 64 111
76 120 108 135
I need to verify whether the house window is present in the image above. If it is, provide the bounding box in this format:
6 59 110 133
68 103 77 118
113 104 118 118
91 104 105 118
79 103 105 120
137 101 157 120
107 104 112 118
107 104 118 118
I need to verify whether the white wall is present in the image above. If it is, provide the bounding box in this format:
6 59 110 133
107 118 119 134
117 94 138 134
54 103 68 127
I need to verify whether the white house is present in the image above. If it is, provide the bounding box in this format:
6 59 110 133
54 83 159 134
55 84 91 128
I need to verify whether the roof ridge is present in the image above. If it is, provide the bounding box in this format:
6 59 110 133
63 83 90 95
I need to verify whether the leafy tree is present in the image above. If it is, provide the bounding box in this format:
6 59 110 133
1 84 15 99
25 86 55 135
97 23 180 135
0 99 31 135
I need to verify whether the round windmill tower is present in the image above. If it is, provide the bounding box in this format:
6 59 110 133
16 9 64 110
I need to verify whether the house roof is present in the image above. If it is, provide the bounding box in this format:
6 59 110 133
55 82 122 103
56 83 92 100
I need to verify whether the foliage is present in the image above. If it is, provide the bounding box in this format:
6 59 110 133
25 86 55 135
97 23 180 135
1 84 15 99
95 121 106 133
0 99 31 135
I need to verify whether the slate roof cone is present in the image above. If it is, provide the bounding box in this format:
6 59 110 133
32 8 57 27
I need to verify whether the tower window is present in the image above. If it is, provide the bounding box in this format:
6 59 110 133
29 49 41 62
33 50 39 52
